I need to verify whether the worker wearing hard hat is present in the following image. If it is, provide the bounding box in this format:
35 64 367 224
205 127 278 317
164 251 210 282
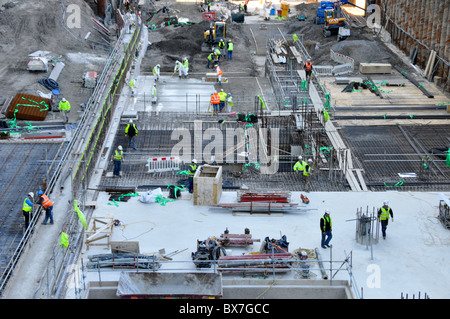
153 64 160 82
125 119 138 150
174 60 183 78
188 159 198 193
293 156 307 173
111 145 124 177
320 210 332 248
215 64 223 84
378 201 394 239
210 90 220 114
36 190 54 225
22 192 34 230
303 158 313 192
218 89 227 112
304 59 313 81
182 57 189 78
218 39 226 58
58 97 71 123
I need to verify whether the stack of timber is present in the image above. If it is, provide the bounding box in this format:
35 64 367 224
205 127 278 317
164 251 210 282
217 253 294 274
86 253 161 270
217 202 301 214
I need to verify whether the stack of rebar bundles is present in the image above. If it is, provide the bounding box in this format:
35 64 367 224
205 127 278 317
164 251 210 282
86 253 161 270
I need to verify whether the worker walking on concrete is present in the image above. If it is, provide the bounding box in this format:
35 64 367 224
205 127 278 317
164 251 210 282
227 40 233 60
226 93 233 112
58 98 71 123
218 89 227 112
188 159 198 193
111 145 124 177
320 210 332 248
151 84 157 104
174 60 183 78
129 78 137 96
36 190 54 225
304 59 313 82
182 57 189 78
125 119 138 150
153 64 160 82
378 201 394 239
210 91 220 114
215 64 223 84
22 192 34 230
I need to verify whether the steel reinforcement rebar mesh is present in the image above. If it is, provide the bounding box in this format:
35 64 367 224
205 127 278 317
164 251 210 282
98 112 348 192
340 125 450 191
0 142 67 274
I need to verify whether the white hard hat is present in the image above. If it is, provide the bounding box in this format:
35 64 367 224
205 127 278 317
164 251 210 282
308 159 313 162
157 64 160 67
192 159 197 164
62 98 66 102
325 210 330 215
383 201 389 205
129 119 133 123
28 192 34 198
298 156 302 160
118 145 123 151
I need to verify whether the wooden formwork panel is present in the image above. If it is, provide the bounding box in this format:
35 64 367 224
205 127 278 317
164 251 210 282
5 93 50 121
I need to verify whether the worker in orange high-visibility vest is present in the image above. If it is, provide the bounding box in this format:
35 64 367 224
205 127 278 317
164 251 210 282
210 91 221 113
37 190 54 225
304 59 313 81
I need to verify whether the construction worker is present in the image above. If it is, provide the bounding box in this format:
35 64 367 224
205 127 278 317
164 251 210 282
188 159 198 193
218 89 227 112
125 119 138 150
129 78 137 96
215 64 223 84
174 60 183 78
214 47 222 61
378 201 394 239
207 52 215 69
182 57 189 78
210 91 221 113
320 210 332 248
227 40 233 60
293 156 306 174
58 98 71 123
123 0 130 11
22 192 34 230
226 93 233 112
37 190 54 225
111 145 123 177
218 39 226 58
151 84 157 104
153 64 160 82
304 59 313 81
303 158 313 192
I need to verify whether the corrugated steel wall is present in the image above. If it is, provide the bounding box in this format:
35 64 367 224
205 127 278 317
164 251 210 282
380 0 449 90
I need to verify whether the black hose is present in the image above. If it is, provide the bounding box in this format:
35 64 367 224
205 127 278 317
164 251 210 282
38 78 60 92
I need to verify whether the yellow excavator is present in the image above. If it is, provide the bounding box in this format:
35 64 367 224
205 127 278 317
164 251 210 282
202 20 226 52
323 7 349 39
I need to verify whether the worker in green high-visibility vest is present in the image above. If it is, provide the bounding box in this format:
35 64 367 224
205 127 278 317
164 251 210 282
111 145 124 177
378 201 394 239
58 97 71 123
22 192 34 230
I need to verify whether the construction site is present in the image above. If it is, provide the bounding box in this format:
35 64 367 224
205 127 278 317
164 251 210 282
0 0 449 303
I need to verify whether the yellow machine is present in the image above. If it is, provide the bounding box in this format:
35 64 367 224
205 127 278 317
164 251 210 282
323 8 347 38
203 21 226 45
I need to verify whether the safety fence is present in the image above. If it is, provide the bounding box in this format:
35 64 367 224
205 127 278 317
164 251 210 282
65 250 362 299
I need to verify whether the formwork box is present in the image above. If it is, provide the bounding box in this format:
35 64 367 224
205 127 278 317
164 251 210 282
193 165 222 206
359 63 392 74
116 272 223 299
6 93 50 121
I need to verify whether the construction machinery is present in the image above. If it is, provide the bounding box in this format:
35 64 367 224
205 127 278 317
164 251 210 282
202 20 226 52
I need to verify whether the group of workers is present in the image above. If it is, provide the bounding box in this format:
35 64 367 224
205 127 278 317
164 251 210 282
22 190 54 230
209 89 233 114
207 39 233 69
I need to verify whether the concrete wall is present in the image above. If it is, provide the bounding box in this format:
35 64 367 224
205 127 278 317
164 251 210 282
380 0 449 90
85 279 354 299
